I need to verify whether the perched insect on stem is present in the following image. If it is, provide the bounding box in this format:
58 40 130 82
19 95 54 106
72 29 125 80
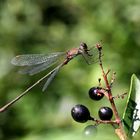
0 42 99 113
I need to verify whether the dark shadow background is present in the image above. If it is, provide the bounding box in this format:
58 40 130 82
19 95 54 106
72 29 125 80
0 0 140 140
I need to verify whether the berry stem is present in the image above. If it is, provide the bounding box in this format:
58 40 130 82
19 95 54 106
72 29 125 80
97 44 127 140
95 119 117 124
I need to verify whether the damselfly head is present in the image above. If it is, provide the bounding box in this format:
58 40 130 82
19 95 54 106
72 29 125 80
80 42 88 51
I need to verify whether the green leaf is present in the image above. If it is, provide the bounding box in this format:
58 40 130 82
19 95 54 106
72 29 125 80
123 74 140 138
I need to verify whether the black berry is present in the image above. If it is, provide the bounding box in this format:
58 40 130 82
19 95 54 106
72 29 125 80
89 87 104 101
98 106 113 120
83 125 97 137
71 104 92 123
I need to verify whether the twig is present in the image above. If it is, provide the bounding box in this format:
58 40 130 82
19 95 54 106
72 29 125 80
96 43 127 140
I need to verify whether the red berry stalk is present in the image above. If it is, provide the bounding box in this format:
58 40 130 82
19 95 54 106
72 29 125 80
96 43 127 140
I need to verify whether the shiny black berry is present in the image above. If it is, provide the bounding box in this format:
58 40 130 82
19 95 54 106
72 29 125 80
89 87 104 101
98 106 113 120
71 104 92 123
83 125 97 137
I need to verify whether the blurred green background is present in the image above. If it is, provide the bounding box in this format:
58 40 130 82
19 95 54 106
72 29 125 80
0 0 140 140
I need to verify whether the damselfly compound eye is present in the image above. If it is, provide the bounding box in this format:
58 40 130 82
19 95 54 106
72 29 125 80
80 42 88 50
89 87 104 101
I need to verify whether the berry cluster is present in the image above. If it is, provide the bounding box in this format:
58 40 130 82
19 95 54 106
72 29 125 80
71 43 127 140
71 87 113 137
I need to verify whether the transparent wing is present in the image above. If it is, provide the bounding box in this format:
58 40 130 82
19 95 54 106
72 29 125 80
42 64 62 92
11 52 65 66
19 60 57 75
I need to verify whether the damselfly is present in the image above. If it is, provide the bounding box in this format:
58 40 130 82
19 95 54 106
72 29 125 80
0 42 101 112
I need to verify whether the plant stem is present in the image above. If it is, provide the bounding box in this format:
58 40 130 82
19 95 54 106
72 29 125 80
98 46 127 140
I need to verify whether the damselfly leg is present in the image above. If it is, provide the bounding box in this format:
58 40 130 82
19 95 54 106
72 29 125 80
81 45 102 65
